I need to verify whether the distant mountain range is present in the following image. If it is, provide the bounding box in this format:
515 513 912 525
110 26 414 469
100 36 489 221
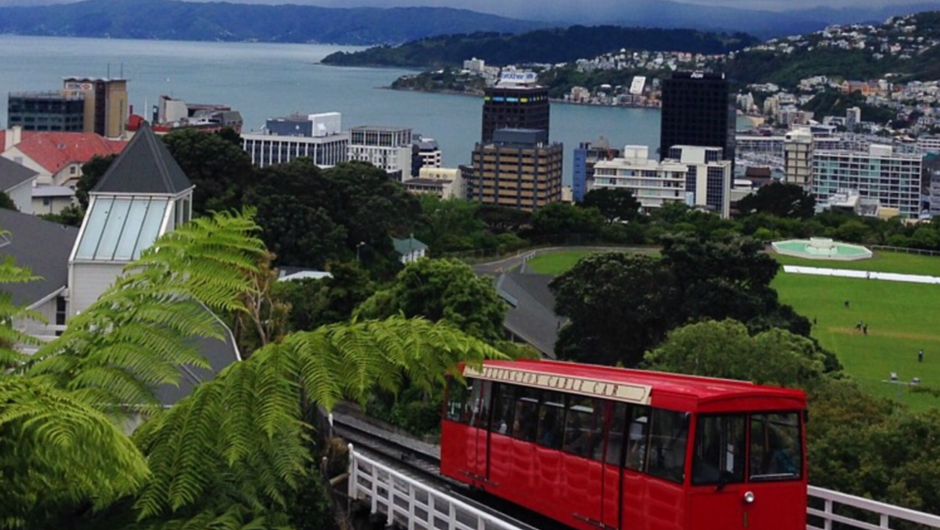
0 0 545 45
0 0 936 43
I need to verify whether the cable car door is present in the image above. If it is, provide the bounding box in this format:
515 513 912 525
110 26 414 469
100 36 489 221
688 414 748 530
468 381 493 485
601 402 628 530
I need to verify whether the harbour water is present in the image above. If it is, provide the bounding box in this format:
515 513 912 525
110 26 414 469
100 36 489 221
0 35 742 181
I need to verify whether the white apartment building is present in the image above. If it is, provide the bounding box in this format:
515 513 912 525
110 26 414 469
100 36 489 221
784 128 814 187
347 125 413 180
812 144 924 219
594 145 733 218
916 135 940 154
242 112 348 168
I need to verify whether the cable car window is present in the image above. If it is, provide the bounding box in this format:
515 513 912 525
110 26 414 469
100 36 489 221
491 383 516 436
647 409 690 484
511 386 540 442
563 396 605 459
445 378 479 424
692 414 746 486
605 402 628 466
624 405 651 472
537 391 565 449
750 413 802 481
473 381 493 430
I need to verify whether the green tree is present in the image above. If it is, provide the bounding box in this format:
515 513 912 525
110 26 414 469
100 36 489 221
553 253 673 366
582 187 641 223
835 219 870 243
38 204 84 227
274 262 376 332
736 182 816 220
0 191 17 212
642 319 827 388
76 154 117 210
476 203 531 234
162 127 253 215
416 195 485 253
530 202 605 239
356 258 506 342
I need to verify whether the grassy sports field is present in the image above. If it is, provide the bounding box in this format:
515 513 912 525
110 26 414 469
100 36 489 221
526 248 940 411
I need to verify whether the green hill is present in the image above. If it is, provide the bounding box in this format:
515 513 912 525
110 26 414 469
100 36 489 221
321 26 758 68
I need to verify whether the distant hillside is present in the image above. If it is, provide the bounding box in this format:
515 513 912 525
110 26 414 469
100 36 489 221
321 26 759 68
0 0 547 45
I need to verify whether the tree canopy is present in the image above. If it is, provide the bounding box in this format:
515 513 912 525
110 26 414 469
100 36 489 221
736 182 816 220
581 188 641 224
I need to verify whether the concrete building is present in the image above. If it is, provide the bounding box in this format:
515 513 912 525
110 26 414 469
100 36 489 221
467 129 562 211
594 145 732 218
242 113 349 168
404 167 465 199
572 140 620 202
812 144 924 219
412 136 442 177
8 91 86 132
593 146 689 213
671 145 733 218
62 77 128 138
784 128 814 188
660 71 734 162
347 125 413 180
482 71 550 143
916 136 940 154
153 96 243 133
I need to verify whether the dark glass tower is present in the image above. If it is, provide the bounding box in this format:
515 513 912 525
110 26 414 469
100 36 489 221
481 84 550 143
659 72 735 162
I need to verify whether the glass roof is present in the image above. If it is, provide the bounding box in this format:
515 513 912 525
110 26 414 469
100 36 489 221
75 197 170 261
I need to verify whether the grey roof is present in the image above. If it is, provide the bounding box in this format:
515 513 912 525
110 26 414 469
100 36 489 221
154 315 241 406
496 272 563 358
0 157 38 192
32 186 74 198
393 236 428 255
93 121 193 195
0 208 78 306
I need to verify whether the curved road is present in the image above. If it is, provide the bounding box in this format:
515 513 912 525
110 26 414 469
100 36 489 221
471 245 657 276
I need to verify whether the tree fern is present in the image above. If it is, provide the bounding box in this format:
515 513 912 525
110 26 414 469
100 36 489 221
131 316 504 524
0 250 43 368
0 377 149 528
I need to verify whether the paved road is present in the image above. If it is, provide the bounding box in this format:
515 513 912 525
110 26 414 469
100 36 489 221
471 245 656 276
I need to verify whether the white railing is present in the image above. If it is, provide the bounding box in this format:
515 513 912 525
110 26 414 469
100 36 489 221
808 486 940 530
348 446 940 530
347 445 528 530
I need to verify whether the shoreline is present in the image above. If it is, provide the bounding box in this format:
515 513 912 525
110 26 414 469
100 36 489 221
380 85 664 110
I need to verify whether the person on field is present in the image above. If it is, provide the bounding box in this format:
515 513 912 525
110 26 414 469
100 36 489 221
919 349 924 363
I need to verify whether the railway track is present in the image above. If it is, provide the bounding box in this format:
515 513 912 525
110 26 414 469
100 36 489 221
326 407 566 530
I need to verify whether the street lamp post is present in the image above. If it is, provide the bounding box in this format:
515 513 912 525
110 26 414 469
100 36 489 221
356 241 366 264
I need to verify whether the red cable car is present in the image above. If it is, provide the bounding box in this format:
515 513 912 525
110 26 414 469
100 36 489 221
441 360 807 530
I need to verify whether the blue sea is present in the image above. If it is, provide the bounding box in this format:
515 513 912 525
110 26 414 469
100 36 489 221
0 35 746 181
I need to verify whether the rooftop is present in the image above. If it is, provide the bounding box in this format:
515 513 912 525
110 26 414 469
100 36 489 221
1 130 126 176
93 122 193 195
0 157 38 191
0 208 78 307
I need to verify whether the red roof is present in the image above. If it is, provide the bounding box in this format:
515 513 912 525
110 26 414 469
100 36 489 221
2 131 126 175
473 359 805 410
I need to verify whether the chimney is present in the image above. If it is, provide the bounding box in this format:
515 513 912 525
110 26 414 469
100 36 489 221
5 125 22 151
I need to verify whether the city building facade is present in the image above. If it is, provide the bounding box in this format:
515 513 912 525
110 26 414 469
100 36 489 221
347 125 413 180
572 140 620 202
404 167 465 199
467 129 562 211
784 128 814 187
8 91 85 132
481 71 550 143
659 71 734 162
812 144 924 219
242 113 348 168
62 77 128 138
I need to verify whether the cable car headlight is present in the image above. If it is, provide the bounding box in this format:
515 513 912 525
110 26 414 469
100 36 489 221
743 491 756 504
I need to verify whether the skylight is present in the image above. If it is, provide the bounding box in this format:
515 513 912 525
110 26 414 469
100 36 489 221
75 197 170 261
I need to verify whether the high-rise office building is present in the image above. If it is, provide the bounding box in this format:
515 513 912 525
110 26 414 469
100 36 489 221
812 144 923 219
659 71 734 162
8 91 86 132
481 71 550 143
347 125 413 180
784 128 813 188
62 77 128 138
242 113 348 168
467 129 562 211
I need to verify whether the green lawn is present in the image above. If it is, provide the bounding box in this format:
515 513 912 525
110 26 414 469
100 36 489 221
772 273 940 411
525 251 595 275
524 247 940 410
772 250 940 276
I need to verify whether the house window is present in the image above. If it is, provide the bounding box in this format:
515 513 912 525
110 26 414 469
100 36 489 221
43 197 50 206
69 165 76 175
55 296 67 336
